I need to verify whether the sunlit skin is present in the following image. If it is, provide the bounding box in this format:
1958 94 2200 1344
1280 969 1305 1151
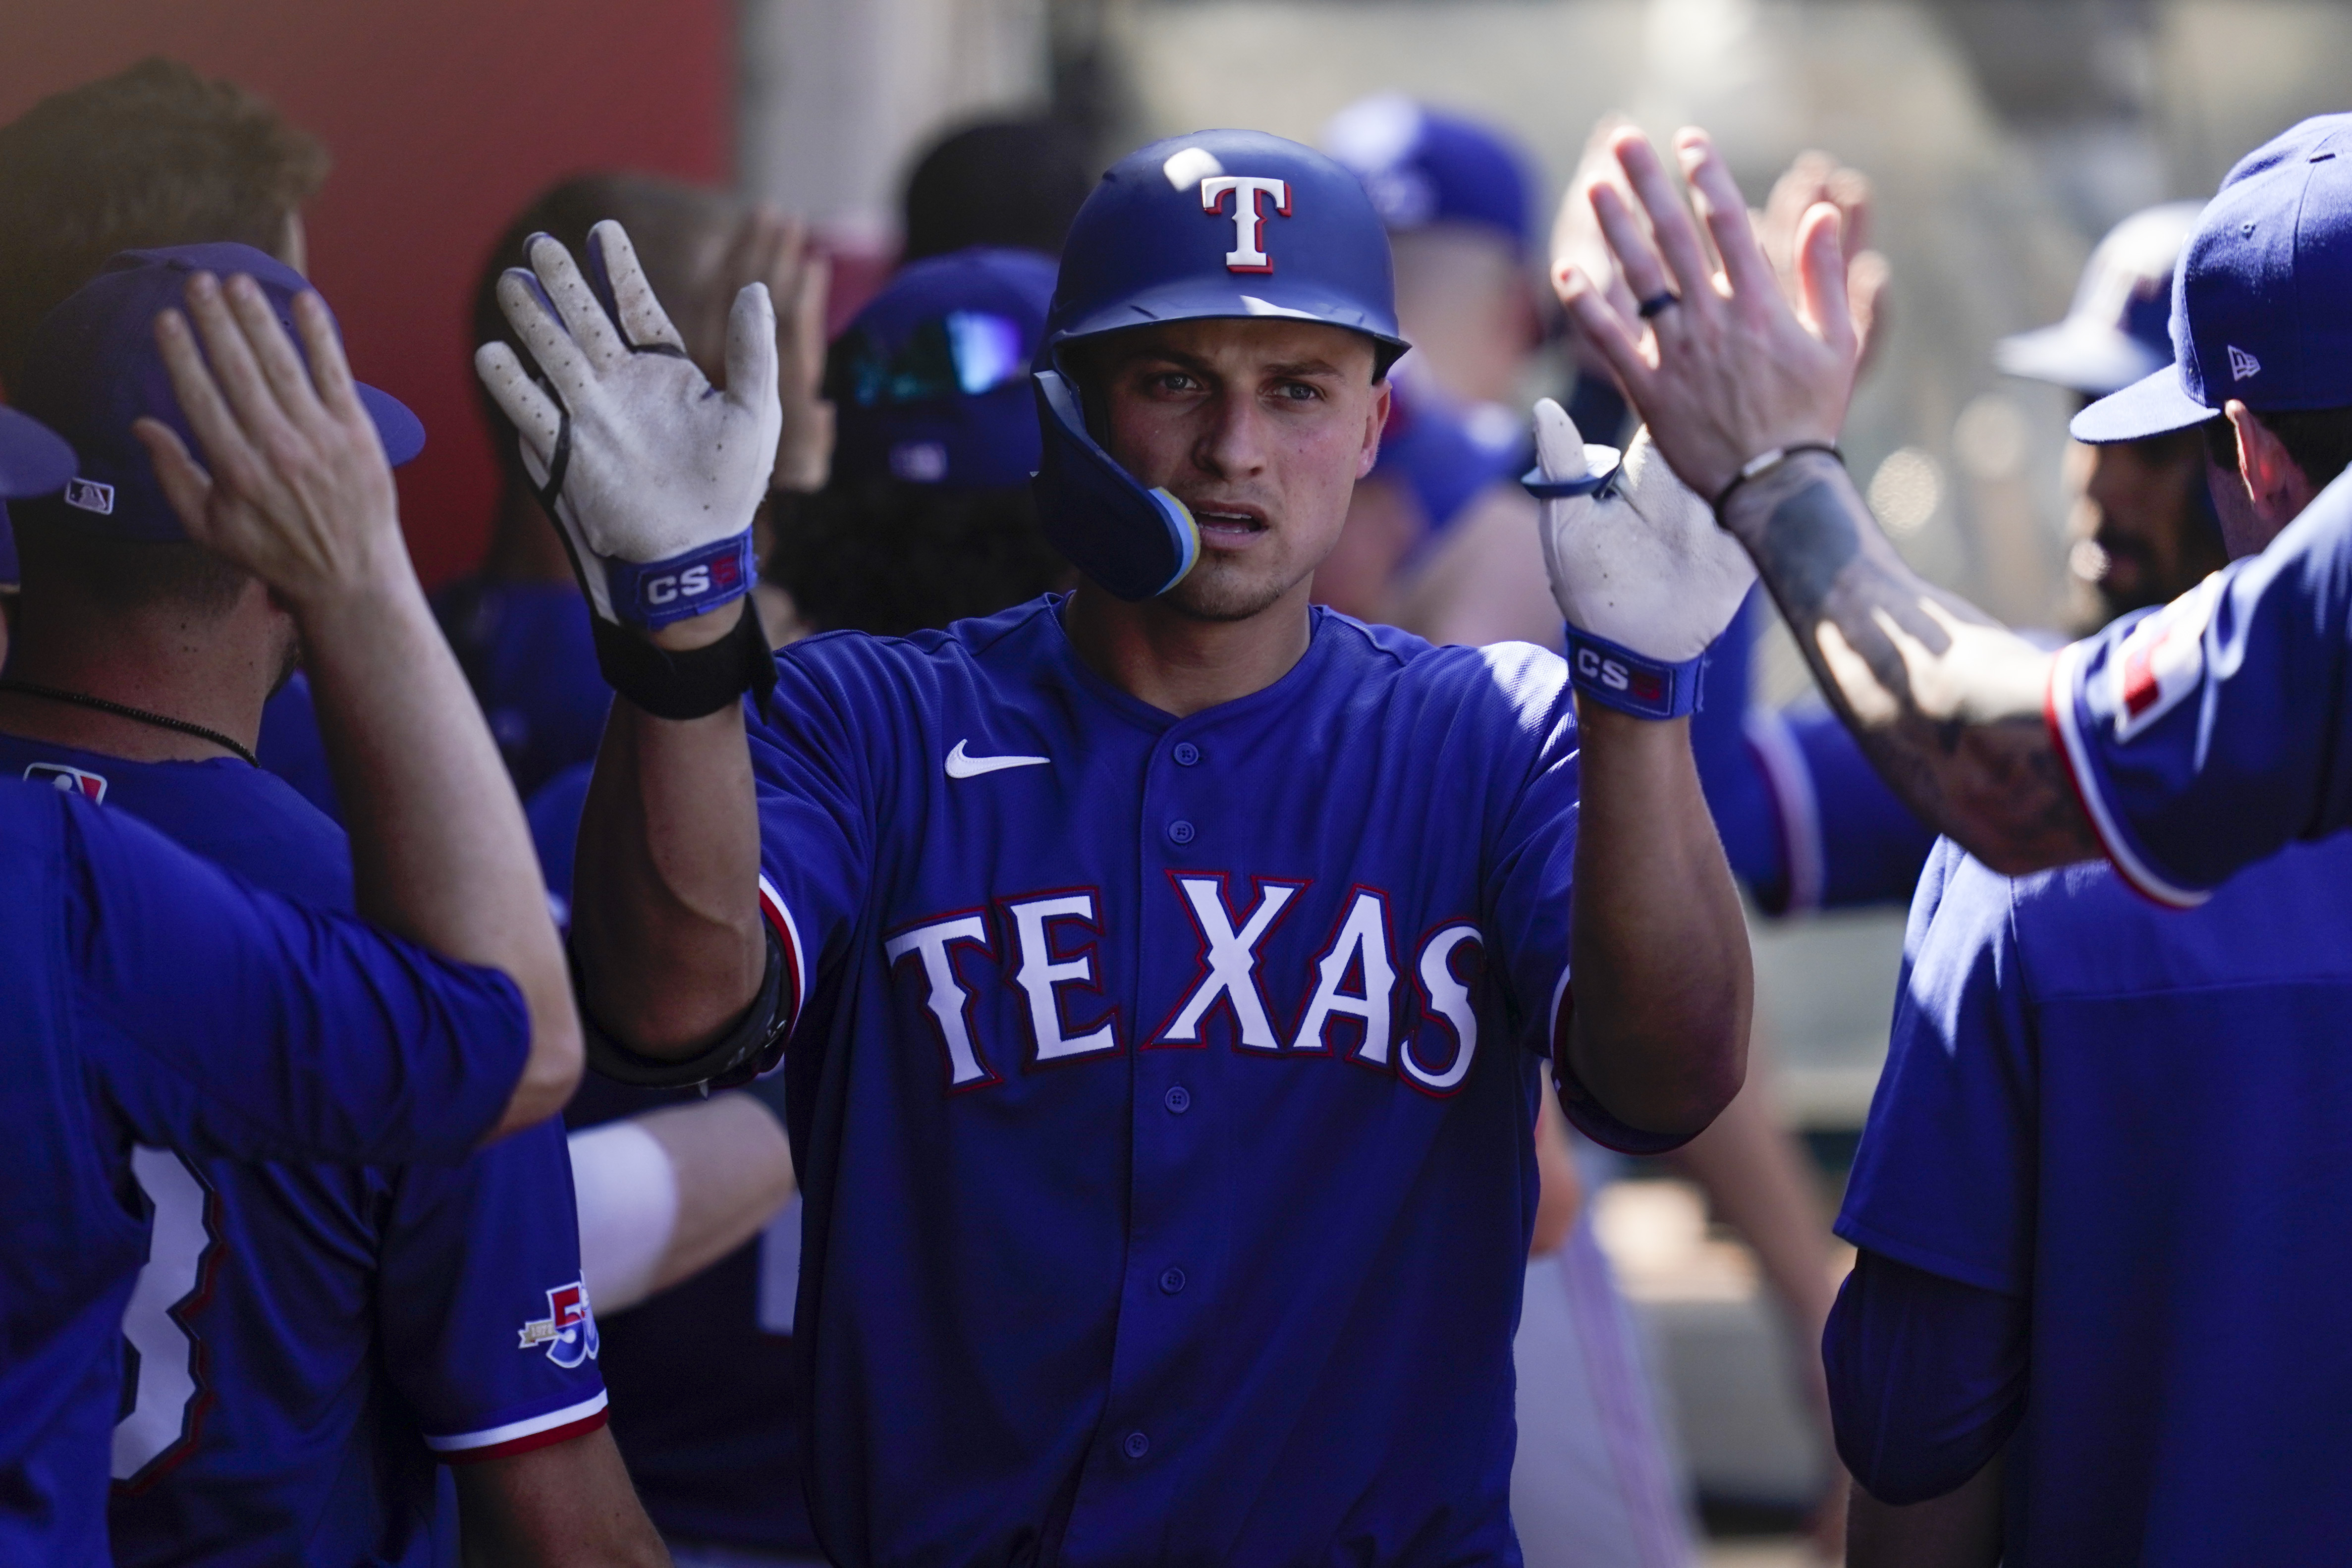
1085 318 1390 624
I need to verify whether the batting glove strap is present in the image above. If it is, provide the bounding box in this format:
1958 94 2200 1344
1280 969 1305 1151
575 923 791 1090
601 530 757 630
1562 623 1707 721
590 597 779 721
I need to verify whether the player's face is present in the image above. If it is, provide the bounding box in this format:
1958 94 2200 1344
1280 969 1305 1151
1092 319 1389 623
2065 425 2225 627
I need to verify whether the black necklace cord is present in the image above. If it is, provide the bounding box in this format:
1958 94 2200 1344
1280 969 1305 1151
0 679 262 768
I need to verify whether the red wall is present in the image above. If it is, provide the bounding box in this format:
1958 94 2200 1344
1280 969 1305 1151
0 0 731 585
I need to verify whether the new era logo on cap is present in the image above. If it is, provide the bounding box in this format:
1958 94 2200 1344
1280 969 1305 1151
2228 344 2262 381
63 478 113 515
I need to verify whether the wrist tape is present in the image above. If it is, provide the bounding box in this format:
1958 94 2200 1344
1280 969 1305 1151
1562 624 1706 720
591 595 778 721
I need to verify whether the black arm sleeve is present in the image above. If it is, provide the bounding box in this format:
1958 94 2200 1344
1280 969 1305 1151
1823 1247 2028 1506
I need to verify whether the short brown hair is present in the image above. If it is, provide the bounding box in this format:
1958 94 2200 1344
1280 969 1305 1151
0 57 328 391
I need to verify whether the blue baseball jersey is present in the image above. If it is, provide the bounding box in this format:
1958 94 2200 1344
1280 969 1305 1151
718 595 1680 1566
1692 591 1934 914
1837 832 2352 1564
0 776 529 1564
2048 464 2352 904
434 576 613 799
0 738 604 1566
529 763 823 1556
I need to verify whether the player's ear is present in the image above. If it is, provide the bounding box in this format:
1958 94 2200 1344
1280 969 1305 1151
2224 400 2296 510
1358 377 1392 480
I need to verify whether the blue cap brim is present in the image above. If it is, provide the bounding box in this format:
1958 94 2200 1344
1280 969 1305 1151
2069 363 2218 444
0 405 78 499
1995 320 2173 398
358 383 427 468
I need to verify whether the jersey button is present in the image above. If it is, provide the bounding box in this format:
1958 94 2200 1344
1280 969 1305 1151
1164 1084 1191 1114
1123 1430 1150 1460
1166 818 1196 845
1173 741 1201 766
1159 1266 1187 1295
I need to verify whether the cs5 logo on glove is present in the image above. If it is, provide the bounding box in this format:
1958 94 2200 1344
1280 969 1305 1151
610 534 756 630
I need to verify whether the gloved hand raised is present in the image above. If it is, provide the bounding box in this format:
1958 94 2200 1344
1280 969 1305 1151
474 220 782 632
1529 397 1755 719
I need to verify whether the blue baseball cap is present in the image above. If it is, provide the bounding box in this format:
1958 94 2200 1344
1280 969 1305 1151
1997 201 2203 397
12 243 424 541
2075 117 2352 443
824 247 1056 489
1322 95 1534 255
0 405 76 589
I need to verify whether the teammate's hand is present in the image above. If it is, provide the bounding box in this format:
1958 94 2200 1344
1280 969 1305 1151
474 220 782 632
1532 399 1754 663
697 205 833 494
1549 113 1645 386
1554 125 1858 504
1753 148 1889 378
138 270 408 610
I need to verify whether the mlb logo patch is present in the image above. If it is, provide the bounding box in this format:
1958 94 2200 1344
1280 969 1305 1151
63 477 115 515
25 762 107 802
2110 573 2223 743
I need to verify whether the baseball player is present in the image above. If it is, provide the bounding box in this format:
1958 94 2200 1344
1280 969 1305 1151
481 128 1752 1564
528 244 1069 1568
2 246 667 1565
1560 115 2352 902
1996 201 2225 627
1820 175 2352 1563
1319 97 1559 649
0 266 582 1561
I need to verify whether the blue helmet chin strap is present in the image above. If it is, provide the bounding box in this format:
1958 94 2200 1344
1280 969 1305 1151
1031 369 1202 602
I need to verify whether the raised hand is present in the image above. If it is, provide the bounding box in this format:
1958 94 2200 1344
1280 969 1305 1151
138 270 407 608
1531 398 1755 672
695 206 833 494
1753 148 1890 376
1553 125 1859 506
474 220 782 632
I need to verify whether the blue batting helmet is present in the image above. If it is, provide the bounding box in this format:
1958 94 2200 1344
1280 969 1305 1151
1032 128 1409 600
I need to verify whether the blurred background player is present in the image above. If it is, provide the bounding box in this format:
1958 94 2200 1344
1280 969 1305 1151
524 243 1063 1568
1827 119 2352 1564
1993 199 2225 629
1 245 659 1567
0 263 587 1564
1317 94 1558 649
897 114 1094 265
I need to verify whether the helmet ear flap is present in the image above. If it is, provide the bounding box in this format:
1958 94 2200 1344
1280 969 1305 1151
1030 370 1200 601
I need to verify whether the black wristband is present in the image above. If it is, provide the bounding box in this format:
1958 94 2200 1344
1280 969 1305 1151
591 598 778 721
574 924 792 1090
1710 441 1844 516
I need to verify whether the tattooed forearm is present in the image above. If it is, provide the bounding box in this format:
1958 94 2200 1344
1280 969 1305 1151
1719 454 2104 874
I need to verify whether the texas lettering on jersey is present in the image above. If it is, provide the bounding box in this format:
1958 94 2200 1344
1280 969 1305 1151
877 874 1486 1098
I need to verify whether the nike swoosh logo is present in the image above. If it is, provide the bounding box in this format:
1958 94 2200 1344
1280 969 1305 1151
945 739 1050 780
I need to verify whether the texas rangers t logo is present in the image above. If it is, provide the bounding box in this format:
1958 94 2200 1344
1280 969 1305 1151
1202 175 1292 272
518 1280 600 1368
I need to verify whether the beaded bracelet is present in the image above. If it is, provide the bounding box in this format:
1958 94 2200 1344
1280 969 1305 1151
1710 441 1844 515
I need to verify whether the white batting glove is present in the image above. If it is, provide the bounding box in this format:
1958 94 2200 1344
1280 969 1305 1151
474 220 782 631
1530 397 1755 718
